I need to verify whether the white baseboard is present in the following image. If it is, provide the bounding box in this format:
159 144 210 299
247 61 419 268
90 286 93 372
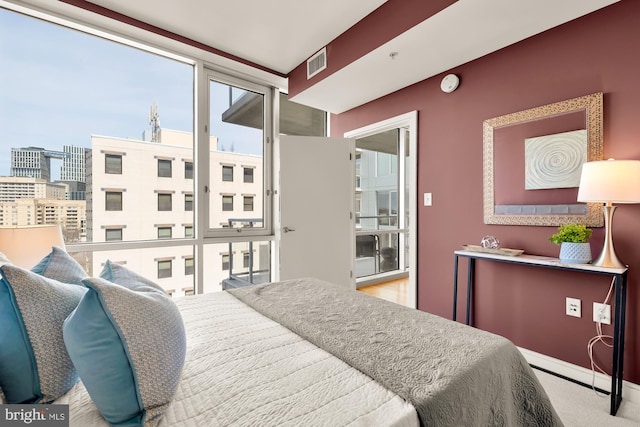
518 347 640 406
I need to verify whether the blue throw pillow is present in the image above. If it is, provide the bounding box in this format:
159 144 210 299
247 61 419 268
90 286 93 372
31 246 87 285
100 260 165 293
0 264 86 403
64 276 185 427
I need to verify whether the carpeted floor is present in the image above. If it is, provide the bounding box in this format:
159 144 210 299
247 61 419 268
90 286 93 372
534 369 640 426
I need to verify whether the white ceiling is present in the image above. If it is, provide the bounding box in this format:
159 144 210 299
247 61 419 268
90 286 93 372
10 0 621 113
86 0 388 75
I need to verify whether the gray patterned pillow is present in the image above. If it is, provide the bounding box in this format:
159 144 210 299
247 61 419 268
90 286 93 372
0 264 86 403
31 246 87 285
64 276 185 426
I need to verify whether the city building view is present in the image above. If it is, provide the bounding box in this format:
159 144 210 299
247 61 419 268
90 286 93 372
0 118 268 296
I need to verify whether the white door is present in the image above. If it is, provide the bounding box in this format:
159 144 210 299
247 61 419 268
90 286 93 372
277 136 355 288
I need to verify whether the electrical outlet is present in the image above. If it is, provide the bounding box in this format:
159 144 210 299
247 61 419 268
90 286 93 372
565 297 581 318
593 303 611 325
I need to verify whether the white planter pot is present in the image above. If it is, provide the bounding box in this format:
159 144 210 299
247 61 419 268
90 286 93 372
559 242 592 264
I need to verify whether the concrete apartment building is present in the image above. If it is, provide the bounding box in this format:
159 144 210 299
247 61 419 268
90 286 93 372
0 176 86 240
0 176 67 202
87 128 264 295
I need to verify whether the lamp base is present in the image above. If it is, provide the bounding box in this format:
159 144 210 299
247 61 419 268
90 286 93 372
592 205 626 269
591 251 626 269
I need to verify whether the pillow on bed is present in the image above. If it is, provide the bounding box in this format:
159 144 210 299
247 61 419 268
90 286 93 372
0 252 11 267
64 276 186 427
0 264 86 404
100 260 165 293
31 246 87 285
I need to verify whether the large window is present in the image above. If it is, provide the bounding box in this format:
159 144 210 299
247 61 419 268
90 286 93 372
0 5 326 295
352 124 411 280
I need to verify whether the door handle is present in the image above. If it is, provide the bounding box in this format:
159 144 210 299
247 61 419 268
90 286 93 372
282 227 296 233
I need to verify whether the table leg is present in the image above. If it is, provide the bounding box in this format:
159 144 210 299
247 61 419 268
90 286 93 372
466 258 474 326
453 255 459 321
610 273 627 415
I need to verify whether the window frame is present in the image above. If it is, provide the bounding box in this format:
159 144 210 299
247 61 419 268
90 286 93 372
222 165 234 182
184 161 193 179
105 191 123 211
157 159 172 178
105 227 123 241
157 259 172 279
185 193 193 211
243 167 254 183
222 195 233 212
184 257 194 275
157 193 172 211
105 154 122 174
157 226 172 239
243 195 254 212
201 71 273 239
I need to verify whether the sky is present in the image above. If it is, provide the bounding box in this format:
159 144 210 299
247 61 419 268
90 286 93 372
0 7 262 179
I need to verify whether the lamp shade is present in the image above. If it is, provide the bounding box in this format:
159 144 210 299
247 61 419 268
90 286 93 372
0 225 65 269
577 159 640 204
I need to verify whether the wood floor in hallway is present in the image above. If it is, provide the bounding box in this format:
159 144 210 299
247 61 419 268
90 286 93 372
358 277 409 306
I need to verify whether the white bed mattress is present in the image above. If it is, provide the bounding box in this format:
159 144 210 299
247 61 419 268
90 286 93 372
55 291 419 427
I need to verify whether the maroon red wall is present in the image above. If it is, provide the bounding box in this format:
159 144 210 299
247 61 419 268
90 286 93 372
331 0 640 384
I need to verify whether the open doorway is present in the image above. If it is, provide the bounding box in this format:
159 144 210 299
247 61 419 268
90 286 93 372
344 112 417 308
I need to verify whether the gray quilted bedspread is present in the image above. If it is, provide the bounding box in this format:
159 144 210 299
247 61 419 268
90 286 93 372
229 278 563 427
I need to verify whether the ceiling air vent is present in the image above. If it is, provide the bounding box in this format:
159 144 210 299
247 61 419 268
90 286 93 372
307 47 327 79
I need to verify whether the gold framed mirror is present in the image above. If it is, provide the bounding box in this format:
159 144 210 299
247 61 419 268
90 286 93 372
483 92 603 227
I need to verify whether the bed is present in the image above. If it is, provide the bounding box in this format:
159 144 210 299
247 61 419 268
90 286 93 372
0 250 563 427
60 278 562 427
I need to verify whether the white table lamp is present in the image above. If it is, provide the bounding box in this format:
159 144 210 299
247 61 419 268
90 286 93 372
0 224 65 269
577 159 640 268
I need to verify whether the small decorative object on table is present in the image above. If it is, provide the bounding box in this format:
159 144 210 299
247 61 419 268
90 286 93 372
480 235 500 249
548 224 592 264
463 236 524 256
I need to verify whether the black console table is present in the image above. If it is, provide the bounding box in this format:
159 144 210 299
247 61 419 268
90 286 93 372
453 249 628 416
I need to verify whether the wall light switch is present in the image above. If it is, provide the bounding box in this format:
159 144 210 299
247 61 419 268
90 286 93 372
423 192 432 206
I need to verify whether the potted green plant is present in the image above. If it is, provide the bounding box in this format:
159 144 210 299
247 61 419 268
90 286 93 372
548 224 593 264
